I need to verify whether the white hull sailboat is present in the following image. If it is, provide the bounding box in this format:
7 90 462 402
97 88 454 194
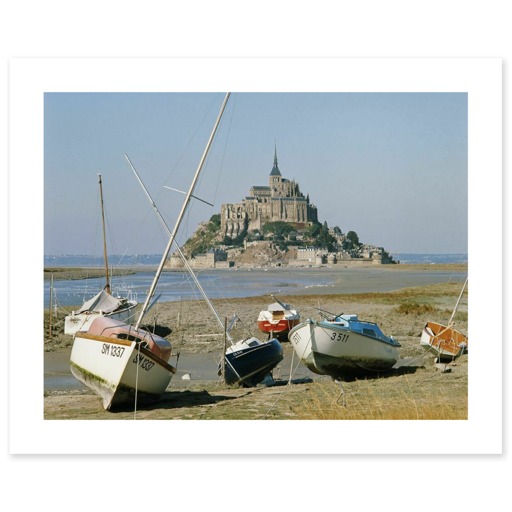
64 288 138 335
289 314 400 379
420 278 468 362
64 175 137 335
70 316 175 410
70 93 231 410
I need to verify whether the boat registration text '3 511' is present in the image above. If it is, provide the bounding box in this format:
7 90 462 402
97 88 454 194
330 332 349 343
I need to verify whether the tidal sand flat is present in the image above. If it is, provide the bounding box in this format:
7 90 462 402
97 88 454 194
43 265 468 420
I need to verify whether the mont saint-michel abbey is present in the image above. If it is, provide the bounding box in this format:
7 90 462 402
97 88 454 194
221 148 318 237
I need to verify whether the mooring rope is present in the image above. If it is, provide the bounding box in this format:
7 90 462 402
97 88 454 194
260 326 314 419
133 342 141 420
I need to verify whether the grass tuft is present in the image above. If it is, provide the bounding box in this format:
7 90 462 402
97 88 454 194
394 302 438 316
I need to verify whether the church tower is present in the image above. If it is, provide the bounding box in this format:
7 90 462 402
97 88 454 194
269 143 282 186
221 143 318 235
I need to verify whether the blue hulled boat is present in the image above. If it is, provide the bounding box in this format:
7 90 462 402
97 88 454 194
220 336 283 387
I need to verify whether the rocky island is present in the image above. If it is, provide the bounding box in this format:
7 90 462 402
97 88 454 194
168 146 395 269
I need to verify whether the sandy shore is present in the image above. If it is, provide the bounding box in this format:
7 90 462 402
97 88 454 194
44 265 468 420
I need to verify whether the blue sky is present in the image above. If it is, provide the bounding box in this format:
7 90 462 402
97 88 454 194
44 91 468 256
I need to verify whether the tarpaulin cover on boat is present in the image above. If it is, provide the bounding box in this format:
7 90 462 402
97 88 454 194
77 289 125 314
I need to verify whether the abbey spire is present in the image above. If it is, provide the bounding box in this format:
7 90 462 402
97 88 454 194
269 142 281 177
221 144 318 237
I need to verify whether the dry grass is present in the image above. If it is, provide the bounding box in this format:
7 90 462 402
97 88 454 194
393 302 439 315
292 365 468 420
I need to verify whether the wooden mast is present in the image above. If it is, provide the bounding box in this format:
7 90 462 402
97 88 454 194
98 174 110 294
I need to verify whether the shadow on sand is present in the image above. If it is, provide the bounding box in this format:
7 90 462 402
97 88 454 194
109 388 254 413
339 361 424 382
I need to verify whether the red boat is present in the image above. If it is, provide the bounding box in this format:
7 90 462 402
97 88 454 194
257 297 300 336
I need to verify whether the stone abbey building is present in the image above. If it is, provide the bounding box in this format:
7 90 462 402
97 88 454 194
221 147 318 237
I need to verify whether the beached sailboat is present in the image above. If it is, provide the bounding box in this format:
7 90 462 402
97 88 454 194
69 93 231 410
288 311 400 379
420 278 468 362
69 315 175 410
125 148 283 389
64 175 138 335
257 295 300 337
222 332 283 387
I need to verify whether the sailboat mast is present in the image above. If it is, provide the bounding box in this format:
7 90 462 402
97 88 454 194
98 174 110 294
134 92 231 330
125 154 233 342
448 277 468 326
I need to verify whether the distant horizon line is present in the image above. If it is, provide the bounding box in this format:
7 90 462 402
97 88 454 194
44 252 469 257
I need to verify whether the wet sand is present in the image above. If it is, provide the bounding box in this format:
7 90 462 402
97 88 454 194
44 342 318 394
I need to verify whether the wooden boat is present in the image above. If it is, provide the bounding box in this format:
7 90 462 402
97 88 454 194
257 296 300 337
420 278 468 362
64 175 137 335
70 93 231 410
420 321 467 361
288 313 401 379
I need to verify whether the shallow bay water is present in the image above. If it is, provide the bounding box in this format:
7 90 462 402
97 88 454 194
44 266 466 308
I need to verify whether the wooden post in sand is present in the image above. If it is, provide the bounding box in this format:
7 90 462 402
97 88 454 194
48 274 53 339
222 316 227 383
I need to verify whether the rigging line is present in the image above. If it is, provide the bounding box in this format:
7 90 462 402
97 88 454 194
335 380 346 407
95 181 133 288
288 348 295 385
169 96 233 243
393 350 429 369
163 94 220 188
211 92 237 207
132 82 227 329
125 151 233 343
186 95 233 207
134 342 141 420
260 328 314 419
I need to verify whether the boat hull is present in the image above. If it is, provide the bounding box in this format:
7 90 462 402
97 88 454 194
64 301 138 335
257 302 300 336
289 320 400 379
420 321 468 361
70 331 175 410
222 338 283 387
